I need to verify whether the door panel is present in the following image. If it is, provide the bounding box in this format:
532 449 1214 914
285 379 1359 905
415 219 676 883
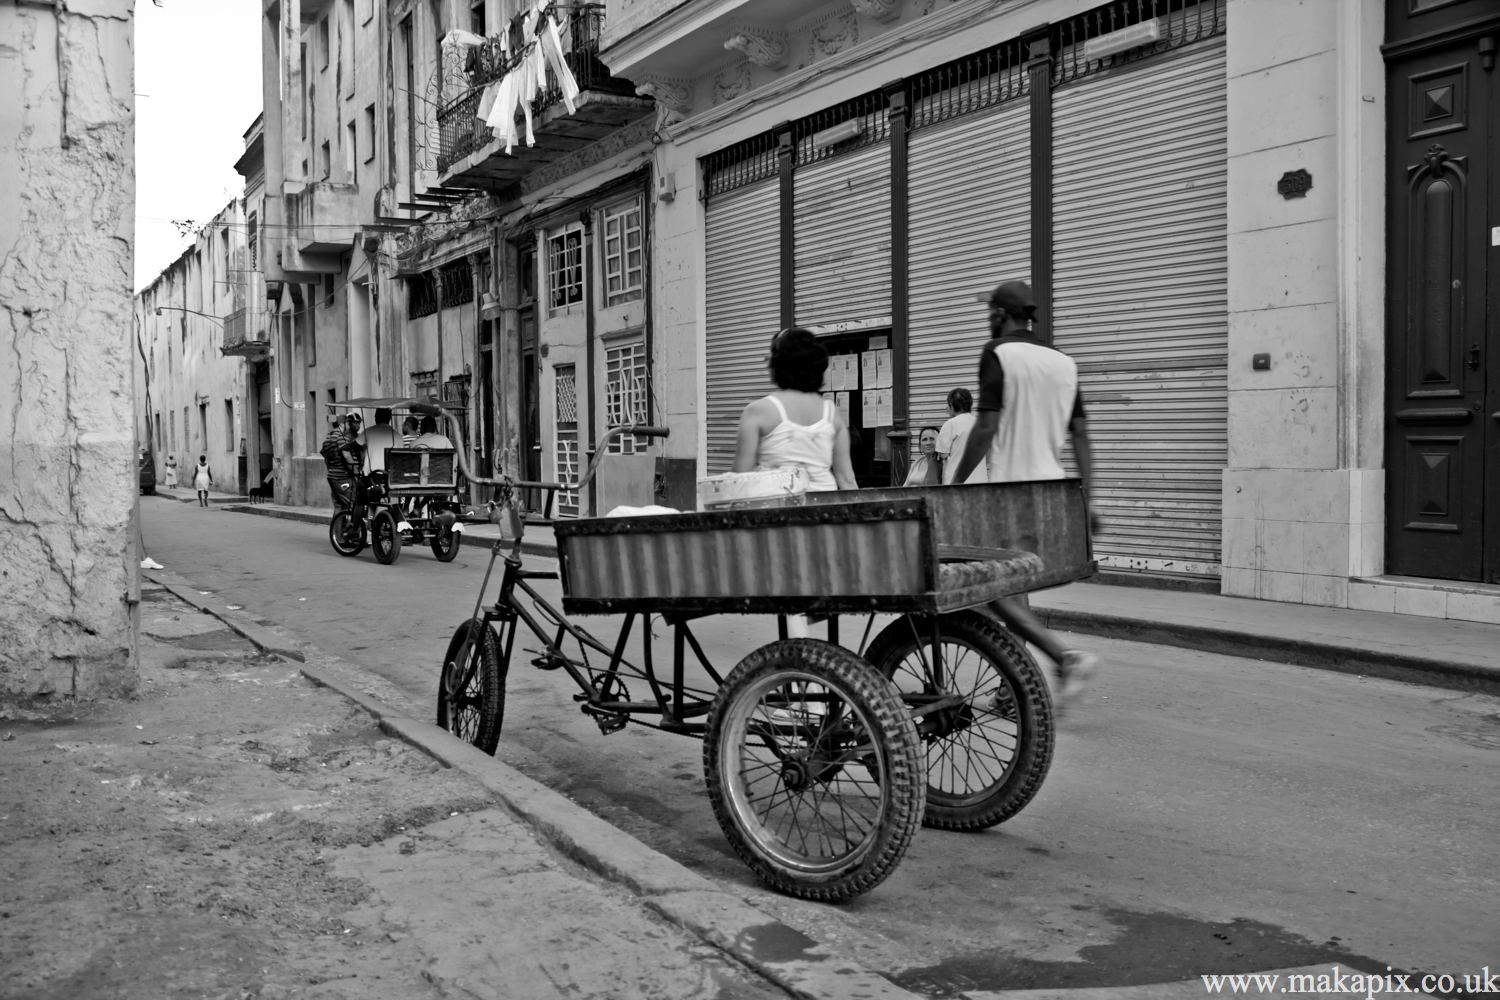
1387 40 1492 581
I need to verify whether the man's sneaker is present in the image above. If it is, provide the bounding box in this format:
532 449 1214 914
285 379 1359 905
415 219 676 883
1055 651 1101 709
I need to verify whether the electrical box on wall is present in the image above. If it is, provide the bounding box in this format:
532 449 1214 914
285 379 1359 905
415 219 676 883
657 171 676 202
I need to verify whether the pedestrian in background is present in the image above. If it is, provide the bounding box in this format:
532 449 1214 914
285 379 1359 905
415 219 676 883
163 453 178 489
401 415 421 447
902 426 943 486
936 387 984 484
949 280 1102 712
191 454 213 507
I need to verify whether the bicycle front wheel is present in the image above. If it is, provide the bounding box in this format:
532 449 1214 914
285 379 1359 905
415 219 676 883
437 619 505 755
704 639 924 902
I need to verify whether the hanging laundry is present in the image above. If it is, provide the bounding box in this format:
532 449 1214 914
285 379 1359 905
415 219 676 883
479 0 584 154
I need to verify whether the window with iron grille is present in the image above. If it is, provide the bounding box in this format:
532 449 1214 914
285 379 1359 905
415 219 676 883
547 228 583 311
1051 0 1224 85
439 262 473 309
554 365 579 515
604 338 648 455
602 200 643 305
407 273 438 319
248 212 258 270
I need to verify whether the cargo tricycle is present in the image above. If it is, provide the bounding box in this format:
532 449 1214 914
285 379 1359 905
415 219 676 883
432 413 1095 901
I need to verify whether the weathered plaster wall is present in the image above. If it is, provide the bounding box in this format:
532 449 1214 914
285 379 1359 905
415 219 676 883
0 0 138 703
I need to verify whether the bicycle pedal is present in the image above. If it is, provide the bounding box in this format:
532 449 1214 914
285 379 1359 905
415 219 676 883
531 653 565 671
581 705 628 735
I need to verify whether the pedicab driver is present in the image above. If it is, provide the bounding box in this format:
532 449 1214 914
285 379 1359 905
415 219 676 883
948 280 1102 712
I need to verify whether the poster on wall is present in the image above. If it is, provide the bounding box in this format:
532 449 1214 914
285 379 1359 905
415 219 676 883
835 391 850 423
862 390 878 426
874 349 892 389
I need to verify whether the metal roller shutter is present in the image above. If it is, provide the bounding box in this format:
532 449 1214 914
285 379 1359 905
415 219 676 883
793 143 891 329
705 179 780 474
1052 36 1228 580
907 98 1030 430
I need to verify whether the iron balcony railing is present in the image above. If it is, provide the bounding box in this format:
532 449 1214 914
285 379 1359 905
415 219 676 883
222 307 270 356
436 3 633 173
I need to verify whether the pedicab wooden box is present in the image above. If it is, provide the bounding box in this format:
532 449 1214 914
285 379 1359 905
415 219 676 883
552 479 1096 616
386 448 458 494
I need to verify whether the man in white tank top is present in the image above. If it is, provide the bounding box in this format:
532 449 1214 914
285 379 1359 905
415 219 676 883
949 281 1103 713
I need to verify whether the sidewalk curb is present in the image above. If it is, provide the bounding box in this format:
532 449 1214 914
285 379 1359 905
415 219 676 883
154 569 922 1000
141 570 307 663
1034 606 1500 696
219 503 560 559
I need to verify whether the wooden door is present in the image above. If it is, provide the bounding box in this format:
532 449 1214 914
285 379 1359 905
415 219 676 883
1386 38 1494 581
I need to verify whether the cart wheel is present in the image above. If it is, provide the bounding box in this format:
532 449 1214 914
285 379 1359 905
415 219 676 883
863 610 1054 831
704 639 924 902
437 618 505 755
431 527 460 562
372 510 402 565
328 510 366 557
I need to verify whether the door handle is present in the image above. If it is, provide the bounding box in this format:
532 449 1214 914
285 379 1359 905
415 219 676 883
1468 344 1482 371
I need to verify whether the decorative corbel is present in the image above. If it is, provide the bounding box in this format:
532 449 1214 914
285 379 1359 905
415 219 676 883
722 23 789 69
851 0 902 22
635 73 694 118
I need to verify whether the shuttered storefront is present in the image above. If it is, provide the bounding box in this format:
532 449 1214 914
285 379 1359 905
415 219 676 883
1051 35 1228 579
907 94 1030 429
793 143 891 329
704 179 780 473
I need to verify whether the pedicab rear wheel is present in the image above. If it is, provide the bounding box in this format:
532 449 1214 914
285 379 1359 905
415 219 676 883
863 610 1054 831
328 510 366 557
704 639 924 902
372 509 402 565
437 619 505 755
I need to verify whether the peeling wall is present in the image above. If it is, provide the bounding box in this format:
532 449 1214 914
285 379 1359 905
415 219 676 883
0 0 138 704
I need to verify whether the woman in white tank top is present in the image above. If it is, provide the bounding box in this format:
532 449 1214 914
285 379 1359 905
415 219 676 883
732 327 858 492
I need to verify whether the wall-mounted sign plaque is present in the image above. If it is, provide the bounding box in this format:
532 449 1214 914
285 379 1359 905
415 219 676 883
1277 169 1313 199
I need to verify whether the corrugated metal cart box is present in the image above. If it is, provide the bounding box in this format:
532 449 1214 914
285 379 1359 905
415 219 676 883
553 480 1095 616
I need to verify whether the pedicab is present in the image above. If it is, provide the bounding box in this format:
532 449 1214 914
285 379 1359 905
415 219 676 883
324 396 470 565
427 406 1096 901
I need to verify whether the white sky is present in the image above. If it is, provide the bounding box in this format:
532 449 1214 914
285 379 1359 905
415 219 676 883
135 0 263 291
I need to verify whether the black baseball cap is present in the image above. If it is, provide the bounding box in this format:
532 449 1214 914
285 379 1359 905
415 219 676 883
978 280 1037 319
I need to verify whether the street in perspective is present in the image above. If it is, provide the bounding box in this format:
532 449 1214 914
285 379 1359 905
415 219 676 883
3 0 1499 999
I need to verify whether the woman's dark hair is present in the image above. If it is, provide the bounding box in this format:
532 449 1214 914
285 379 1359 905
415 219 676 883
198 454 206 463
947 387 973 413
419 415 438 434
768 327 828 393
920 426 941 438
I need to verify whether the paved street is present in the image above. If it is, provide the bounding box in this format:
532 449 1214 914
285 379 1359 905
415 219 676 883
141 498 1499 994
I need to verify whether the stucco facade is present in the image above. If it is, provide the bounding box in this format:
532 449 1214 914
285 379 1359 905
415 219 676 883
0 0 138 704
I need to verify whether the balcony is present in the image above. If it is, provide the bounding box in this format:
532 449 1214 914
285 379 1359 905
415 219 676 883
436 3 652 188
223 307 272 359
